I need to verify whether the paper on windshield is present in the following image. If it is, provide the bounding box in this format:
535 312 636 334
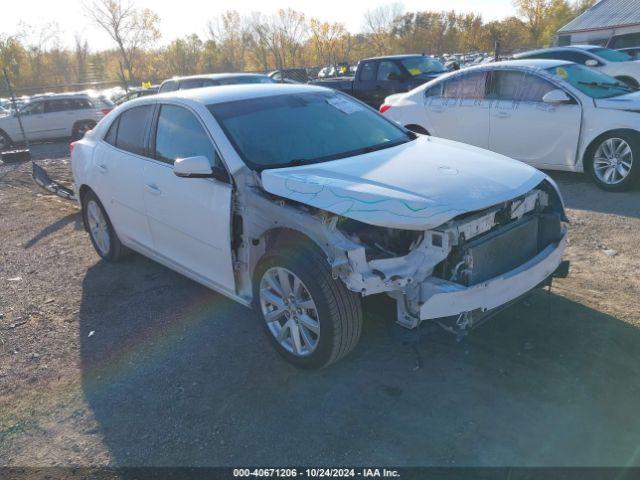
326 96 365 114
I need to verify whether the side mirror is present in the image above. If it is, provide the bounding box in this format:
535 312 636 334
174 155 229 182
542 89 572 104
585 59 599 67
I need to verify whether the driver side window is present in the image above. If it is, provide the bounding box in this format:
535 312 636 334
21 101 44 115
377 61 403 81
154 104 221 168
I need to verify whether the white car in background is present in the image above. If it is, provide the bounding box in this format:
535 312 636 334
71 84 568 368
514 45 640 88
0 93 113 150
381 59 640 191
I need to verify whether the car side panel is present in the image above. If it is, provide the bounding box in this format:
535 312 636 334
92 141 154 249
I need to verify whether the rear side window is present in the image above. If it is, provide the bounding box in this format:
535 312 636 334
443 72 487 99
45 100 70 113
71 99 93 109
359 62 376 81
179 79 204 90
114 105 154 156
489 71 525 100
104 117 119 146
154 105 218 166
159 81 178 93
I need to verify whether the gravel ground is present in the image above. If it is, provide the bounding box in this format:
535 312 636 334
1 143 639 467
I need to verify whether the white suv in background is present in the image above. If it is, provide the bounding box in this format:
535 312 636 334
514 45 640 88
0 93 113 149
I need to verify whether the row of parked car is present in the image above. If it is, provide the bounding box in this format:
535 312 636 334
2 44 639 192
33 42 634 368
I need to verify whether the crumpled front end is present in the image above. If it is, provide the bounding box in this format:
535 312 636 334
329 179 568 331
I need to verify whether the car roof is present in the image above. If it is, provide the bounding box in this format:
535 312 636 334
161 73 270 84
361 54 432 62
492 59 573 69
514 45 601 58
30 92 92 101
155 83 331 105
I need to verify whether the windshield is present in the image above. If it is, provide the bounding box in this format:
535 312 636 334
208 91 413 169
590 47 633 62
401 56 447 76
546 64 635 98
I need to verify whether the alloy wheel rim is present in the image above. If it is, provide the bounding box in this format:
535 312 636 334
594 137 633 185
87 200 110 255
259 267 320 357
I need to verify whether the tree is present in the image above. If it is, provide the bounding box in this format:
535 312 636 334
308 19 350 65
165 34 203 76
208 11 248 71
74 35 90 83
514 0 550 46
85 0 160 84
363 3 403 55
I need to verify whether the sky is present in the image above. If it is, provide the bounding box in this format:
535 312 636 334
6 0 516 51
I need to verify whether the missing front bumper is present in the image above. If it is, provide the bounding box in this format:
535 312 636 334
419 232 567 321
393 230 568 329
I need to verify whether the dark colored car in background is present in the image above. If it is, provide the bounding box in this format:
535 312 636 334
114 86 159 105
158 73 275 93
311 54 448 108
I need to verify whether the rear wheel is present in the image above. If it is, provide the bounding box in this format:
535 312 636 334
72 121 96 140
82 191 129 261
588 132 640 192
253 247 362 369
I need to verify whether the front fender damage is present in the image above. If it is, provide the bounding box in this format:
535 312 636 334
233 171 567 333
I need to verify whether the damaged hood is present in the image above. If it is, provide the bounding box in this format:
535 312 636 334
260 136 546 230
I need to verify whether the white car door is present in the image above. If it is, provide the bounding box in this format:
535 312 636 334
488 70 582 169
16 101 49 140
92 104 155 250
142 103 235 292
423 70 490 148
41 99 75 139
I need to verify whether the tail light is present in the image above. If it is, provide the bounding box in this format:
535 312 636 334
379 104 391 114
100 108 112 116
70 142 76 153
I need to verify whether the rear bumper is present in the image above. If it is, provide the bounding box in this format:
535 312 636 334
418 229 567 320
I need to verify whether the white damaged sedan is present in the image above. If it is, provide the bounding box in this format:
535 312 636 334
71 84 569 368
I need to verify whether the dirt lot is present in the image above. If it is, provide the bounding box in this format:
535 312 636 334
1 143 639 467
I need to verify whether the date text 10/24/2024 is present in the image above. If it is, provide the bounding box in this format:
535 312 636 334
233 468 401 478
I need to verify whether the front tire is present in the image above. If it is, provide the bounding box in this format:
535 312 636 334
253 247 362 369
81 191 129 261
588 132 640 192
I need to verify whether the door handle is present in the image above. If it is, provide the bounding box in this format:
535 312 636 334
96 163 108 173
145 183 161 195
495 110 511 118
